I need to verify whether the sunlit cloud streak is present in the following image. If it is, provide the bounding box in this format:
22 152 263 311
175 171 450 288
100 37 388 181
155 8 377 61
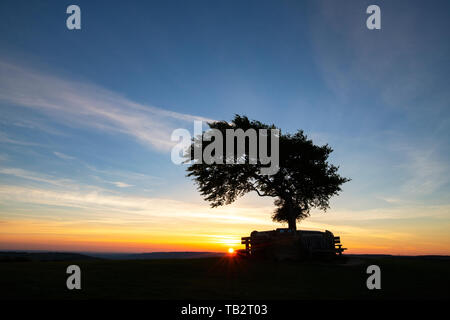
0 61 212 151
0 184 272 226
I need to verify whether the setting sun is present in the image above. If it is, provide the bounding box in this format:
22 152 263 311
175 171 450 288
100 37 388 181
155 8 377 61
228 248 234 254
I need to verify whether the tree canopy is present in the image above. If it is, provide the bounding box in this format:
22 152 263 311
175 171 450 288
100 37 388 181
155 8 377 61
185 115 350 230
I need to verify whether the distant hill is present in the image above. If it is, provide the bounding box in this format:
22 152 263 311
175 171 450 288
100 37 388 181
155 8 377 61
0 251 226 261
87 251 226 260
0 251 99 262
347 254 450 261
2 251 447 262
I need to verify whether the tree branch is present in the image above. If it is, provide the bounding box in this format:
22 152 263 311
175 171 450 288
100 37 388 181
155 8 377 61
250 183 271 197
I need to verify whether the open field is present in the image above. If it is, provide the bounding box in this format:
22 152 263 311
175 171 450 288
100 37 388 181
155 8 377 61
1 255 449 300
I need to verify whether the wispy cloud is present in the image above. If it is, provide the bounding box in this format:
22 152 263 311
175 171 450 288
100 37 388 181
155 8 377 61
309 1 449 115
0 132 40 146
53 151 75 160
85 164 162 182
111 181 133 188
0 61 212 151
309 204 450 222
400 146 449 195
86 164 164 189
8 118 66 136
0 167 75 188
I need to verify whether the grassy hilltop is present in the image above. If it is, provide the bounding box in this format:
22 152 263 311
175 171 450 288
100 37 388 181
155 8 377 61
1 255 449 300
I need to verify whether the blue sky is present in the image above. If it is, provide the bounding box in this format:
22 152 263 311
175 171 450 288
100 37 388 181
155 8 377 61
0 0 449 253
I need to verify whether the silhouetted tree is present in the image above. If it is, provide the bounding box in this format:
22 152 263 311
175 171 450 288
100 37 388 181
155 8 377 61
185 115 350 231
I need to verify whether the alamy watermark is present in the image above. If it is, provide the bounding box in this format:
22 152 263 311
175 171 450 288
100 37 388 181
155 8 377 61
366 5 381 30
66 5 81 30
65 5 380 31
66 265 81 290
171 121 280 176
366 265 381 290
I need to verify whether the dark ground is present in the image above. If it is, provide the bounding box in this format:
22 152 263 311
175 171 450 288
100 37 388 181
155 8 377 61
0 254 449 300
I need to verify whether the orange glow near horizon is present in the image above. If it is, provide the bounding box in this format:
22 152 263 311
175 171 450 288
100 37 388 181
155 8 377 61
0 211 449 256
1 234 449 255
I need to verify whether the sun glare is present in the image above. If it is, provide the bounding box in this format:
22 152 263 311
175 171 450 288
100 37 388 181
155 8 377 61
228 248 234 254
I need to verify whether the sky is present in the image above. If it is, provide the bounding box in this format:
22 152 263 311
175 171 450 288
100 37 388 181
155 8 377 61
0 0 449 255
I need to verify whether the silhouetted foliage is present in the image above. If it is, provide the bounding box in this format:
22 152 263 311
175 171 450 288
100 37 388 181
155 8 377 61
185 115 350 230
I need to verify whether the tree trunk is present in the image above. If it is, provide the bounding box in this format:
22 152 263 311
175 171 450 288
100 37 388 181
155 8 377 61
287 203 297 231
287 215 297 231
